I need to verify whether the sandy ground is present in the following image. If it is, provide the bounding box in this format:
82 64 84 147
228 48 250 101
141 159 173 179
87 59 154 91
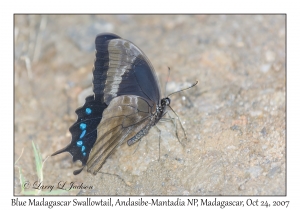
14 15 285 195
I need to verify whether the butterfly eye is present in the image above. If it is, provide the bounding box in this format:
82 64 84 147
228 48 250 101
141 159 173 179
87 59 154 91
161 97 171 106
166 98 171 105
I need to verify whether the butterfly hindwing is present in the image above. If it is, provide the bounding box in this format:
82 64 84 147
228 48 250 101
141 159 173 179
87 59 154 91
52 95 107 174
87 95 154 175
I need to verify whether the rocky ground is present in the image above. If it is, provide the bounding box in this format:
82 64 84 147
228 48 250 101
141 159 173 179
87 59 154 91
14 15 285 195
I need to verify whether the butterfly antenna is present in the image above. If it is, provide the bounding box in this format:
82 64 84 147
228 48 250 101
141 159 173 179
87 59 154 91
167 81 198 97
166 81 198 143
164 67 171 97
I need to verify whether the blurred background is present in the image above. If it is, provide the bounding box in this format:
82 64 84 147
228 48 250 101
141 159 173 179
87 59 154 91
14 15 285 195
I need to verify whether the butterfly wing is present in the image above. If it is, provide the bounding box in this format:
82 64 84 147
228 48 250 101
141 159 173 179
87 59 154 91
93 33 161 104
52 33 161 175
87 95 156 175
52 95 107 175
51 34 120 175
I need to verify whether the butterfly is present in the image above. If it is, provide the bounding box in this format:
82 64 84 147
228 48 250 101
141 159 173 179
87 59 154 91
52 33 196 175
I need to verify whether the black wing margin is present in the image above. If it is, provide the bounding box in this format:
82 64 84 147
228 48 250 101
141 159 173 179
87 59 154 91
52 95 107 175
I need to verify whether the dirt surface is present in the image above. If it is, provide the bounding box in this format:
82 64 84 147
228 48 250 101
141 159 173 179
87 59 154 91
14 15 285 195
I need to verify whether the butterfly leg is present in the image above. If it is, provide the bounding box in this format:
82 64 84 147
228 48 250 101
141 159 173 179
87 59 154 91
159 113 185 146
132 137 143 155
160 112 179 141
153 125 162 161
166 112 181 145
160 118 178 139
166 106 188 144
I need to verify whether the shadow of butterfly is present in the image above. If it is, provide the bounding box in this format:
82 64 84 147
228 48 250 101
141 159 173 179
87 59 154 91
52 33 193 175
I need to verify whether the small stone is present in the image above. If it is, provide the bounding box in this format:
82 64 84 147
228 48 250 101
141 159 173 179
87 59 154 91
267 166 281 178
261 127 267 137
78 86 93 105
260 64 271 73
265 50 276 62
236 41 244 47
183 190 189 195
239 184 245 190
273 63 282 72
217 37 228 47
230 125 240 131
250 110 262 117
248 166 263 178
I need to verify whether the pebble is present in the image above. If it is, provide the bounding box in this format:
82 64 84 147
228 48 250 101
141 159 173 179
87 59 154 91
77 86 93 105
250 110 262 117
183 190 190 195
267 166 281 178
260 64 271 73
248 166 263 178
261 127 267 137
265 50 276 62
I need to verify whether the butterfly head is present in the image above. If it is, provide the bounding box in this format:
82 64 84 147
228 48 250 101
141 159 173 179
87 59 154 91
156 97 171 119
161 97 171 108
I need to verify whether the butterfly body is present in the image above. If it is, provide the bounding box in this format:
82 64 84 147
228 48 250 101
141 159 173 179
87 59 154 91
86 95 171 175
127 97 170 146
52 33 172 175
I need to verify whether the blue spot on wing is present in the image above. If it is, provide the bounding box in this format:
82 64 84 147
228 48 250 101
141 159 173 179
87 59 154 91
80 130 86 138
80 123 87 130
51 95 107 174
85 108 92 115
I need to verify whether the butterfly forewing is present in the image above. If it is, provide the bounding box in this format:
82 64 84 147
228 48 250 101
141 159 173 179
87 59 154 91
93 36 161 104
